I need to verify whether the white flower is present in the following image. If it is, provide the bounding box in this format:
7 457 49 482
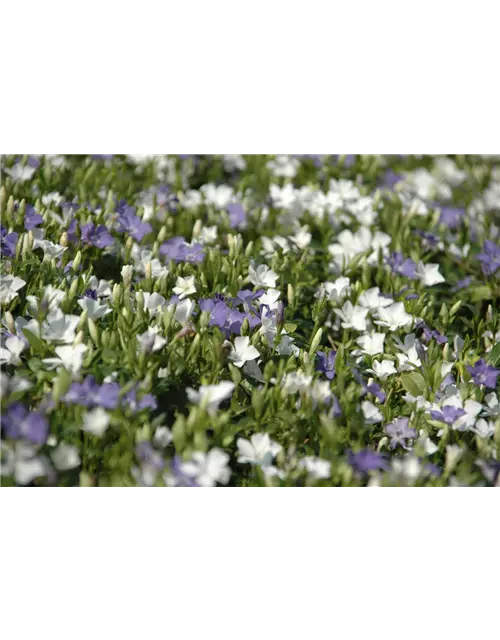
275 333 300 357
345 196 377 225
289 226 312 250
309 380 333 408
153 426 173 448
0 336 26 366
471 419 495 439
222 151 247 173
186 381 235 416
237 433 282 467
26 285 66 316
484 393 500 417
168 298 195 325
318 277 351 303
441 361 454 381
416 262 445 287
374 302 413 331
179 448 231 487
328 227 391 271
355 332 386 356
0 372 32 397
32 238 67 261
362 400 383 423
417 430 439 456
41 191 64 207
441 395 483 432
42 344 87 374
334 301 369 331
391 455 422 483
0 275 26 305
1 442 48 485
258 288 281 310
259 307 278 345
394 334 422 371
82 407 110 437
445 445 463 473
50 443 81 471
298 456 331 479
130 247 168 278
182 190 203 209
121 265 134 287
141 292 167 315
197 225 218 245
228 336 260 368
260 236 290 257
4 164 36 182
367 360 397 380
249 263 278 288
200 183 234 209
281 370 313 395
42 309 80 344
137 328 167 353
357 287 393 310
173 275 196 300
77 298 112 319
329 178 360 203
267 155 299 179
243 360 265 382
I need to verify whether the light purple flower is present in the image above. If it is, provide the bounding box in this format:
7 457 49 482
384 417 417 450
1 403 49 445
467 359 500 389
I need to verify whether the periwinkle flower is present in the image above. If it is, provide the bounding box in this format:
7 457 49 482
1 403 49 445
430 406 467 425
316 350 336 380
348 449 388 474
80 223 114 249
476 240 500 276
466 359 500 389
1 226 19 258
384 417 417 450
439 206 464 229
227 203 247 228
387 252 418 279
24 205 43 230
116 207 152 242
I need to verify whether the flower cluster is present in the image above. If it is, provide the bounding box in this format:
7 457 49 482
1 154 500 486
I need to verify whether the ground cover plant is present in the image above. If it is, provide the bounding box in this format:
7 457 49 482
1 154 500 487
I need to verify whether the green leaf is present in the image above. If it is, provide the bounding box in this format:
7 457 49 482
309 328 323 358
22 329 45 352
400 371 426 396
101 348 117 363
488 342 500 367
469 285 493 302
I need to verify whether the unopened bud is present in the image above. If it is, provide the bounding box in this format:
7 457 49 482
157 226 168 243
73 330 85 345
192 219 202 238
6 195 15 217
486 304 493 323
77 310 88 331
72 250 82 272
18 199 26 217
112 283 122 304
445 445 463 474
442 342 450 361
136 290 145 311
240 317 250 336
4 311 15 333
68 278 79 301
0 185 6 211
121 265 133 288
22 233 32 260
16 233 24 260
88 318 99 345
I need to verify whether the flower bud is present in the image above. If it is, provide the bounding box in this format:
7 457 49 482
121 265 133 288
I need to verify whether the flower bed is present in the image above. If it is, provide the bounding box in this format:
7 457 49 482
1 154 499 486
